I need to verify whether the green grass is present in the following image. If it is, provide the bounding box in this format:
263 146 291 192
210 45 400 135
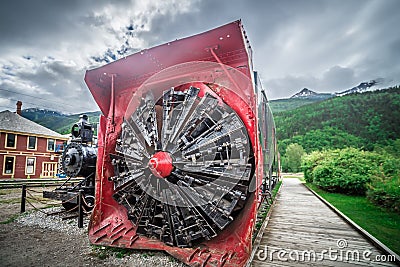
0 214 20 224
306 182 400 255
282 173 304 178
254 180 283 235
90 245 133 260
0 198 21 204
272 180 282 198
283 173 305 181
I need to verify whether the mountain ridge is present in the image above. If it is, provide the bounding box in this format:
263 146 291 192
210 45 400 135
291 88 316 98
335 80 380 96
288 79 383 100
270 79 394 113
21 109 101 134
275 86 400 155
11 80 399 132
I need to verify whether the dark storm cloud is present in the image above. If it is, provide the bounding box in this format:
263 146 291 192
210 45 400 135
0 0 134 112
0 0 132 45
0 57 90 111
1 1 88 51
0 0 399 112
133 0 400 98
322 66 356 92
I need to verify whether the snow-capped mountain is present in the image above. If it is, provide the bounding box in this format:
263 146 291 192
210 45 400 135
290 79 392 100
291 88 317 98
290 88 334 100
335 80 381 96
22 108 66 117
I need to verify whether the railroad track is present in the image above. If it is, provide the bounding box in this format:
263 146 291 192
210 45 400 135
0 178 85 189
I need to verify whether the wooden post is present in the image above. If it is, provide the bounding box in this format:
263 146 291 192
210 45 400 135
78 190 84 228
21 184 26 213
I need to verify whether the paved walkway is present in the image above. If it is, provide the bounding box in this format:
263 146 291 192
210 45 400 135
251 178 398 266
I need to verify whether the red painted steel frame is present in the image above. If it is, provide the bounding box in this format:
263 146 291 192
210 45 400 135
85 20 262 267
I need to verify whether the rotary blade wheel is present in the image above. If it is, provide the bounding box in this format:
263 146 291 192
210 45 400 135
110 86 253 247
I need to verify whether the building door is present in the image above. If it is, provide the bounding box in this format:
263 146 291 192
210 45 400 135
41 162 57 178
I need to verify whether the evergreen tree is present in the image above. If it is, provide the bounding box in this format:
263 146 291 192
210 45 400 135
285 143 305 172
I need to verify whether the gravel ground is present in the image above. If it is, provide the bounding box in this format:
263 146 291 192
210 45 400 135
0 187 186 267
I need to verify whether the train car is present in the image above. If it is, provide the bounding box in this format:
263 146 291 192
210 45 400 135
85 20 278 266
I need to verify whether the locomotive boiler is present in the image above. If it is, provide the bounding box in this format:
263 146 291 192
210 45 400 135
85 20 278 266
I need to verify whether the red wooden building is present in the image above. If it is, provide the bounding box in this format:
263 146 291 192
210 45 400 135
0 108 68 179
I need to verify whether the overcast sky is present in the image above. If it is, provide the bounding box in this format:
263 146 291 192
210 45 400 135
0 0 399 113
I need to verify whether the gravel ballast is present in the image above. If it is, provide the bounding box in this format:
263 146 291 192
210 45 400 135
0 188 186 267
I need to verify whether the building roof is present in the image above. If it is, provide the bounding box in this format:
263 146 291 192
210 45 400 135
0 110 67 139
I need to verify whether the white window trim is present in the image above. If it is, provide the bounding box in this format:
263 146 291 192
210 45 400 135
5 133 17 149
2 155 16 176
25 156 36 175
47 139 55 152
27 136 38 151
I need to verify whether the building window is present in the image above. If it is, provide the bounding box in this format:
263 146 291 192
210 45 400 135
5 133 16 148
47 139 55 151
27 136 37 150
3 156 15 175
25 157 36 175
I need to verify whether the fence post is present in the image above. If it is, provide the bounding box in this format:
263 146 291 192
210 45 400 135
21 184 27 213
78 190 84 228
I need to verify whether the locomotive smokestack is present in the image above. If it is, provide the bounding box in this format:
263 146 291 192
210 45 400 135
16 101 22 115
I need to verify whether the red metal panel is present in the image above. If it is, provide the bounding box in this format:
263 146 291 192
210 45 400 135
85 20 252 117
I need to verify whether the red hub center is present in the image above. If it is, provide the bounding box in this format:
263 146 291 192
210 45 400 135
148 151 174 178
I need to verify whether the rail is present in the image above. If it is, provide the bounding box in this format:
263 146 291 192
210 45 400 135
0 178 84 189
19 185 91 228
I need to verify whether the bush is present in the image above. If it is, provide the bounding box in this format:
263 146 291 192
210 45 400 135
367 157 400 213
367 179 400 213
303 147 400 212
302 148 384 195
302 150 326 183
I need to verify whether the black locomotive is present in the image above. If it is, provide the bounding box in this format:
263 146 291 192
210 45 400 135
43 115 97 210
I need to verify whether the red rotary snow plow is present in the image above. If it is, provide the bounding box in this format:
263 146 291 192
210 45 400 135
84 20 277 267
